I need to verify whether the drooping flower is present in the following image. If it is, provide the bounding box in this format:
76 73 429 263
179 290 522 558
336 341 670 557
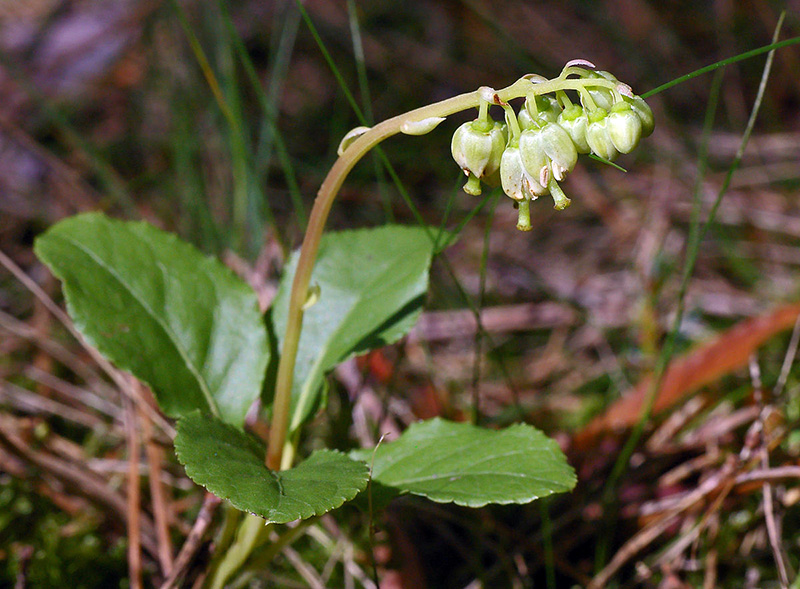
606 101 643 154
451 120 508 195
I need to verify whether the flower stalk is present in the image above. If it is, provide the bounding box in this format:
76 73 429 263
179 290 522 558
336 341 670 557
265 64 653 470
265 83 526 469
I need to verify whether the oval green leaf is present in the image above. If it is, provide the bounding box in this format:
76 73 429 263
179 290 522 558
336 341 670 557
359 418 576 507
175 411 369 523
272 226 435 432
34 213 268 427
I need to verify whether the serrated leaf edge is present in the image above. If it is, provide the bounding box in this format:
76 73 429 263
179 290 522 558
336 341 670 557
368 418 577 507
174 415 368 523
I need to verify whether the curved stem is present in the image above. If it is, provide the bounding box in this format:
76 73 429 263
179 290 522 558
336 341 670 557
264 74 616 470
266 90 477 468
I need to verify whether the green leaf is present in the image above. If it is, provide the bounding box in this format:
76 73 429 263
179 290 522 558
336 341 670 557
34 213 268 427
358 418 576 507
174 412 369 523
272 226 435 432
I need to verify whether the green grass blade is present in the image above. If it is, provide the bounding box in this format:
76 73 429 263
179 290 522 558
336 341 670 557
643 34 800 98
219 0 306 234
171 91 222 250
346 0 393 221
171 0 264 253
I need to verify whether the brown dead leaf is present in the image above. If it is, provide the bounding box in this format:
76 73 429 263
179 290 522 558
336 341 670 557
574 303 800 450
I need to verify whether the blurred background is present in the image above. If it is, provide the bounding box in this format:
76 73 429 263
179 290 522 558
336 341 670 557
2 1 800 587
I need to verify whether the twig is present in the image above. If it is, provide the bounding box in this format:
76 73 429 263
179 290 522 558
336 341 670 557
735 466 800 485
703 549 718 589
24 365 120 419
124 388 143 589
407 303 576 343
30 280 55 396
0 309 107 388
139 384 175 575
0 114 99 212
1 379 108 430
161 494 221 589
281 545 325 589
587 513 683 589
313 517 376 589
761 468 788 588
13 545 34 589
664 479 735 570
749 355 790 588
233 519 318 586
0 448 88 515
591 456 738 588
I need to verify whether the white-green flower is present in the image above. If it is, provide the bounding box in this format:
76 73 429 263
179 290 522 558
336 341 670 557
500 144 546 201
451 120 508 195
537 122 578 181
607 102 642 154
586 108 618 161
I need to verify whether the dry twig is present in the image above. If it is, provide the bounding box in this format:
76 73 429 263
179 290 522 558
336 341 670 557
140 384 175 574
160 493 221 589
748 355 790 588
124 388 143 589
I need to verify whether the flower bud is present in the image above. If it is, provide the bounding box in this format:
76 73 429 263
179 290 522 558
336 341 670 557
557 104 590 154
586 108 618 161
607 102 642 154
628 95 654 137
500 145 546 201
451 120 508 195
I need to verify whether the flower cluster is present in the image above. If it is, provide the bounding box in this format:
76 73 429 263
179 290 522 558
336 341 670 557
450 61 654 231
